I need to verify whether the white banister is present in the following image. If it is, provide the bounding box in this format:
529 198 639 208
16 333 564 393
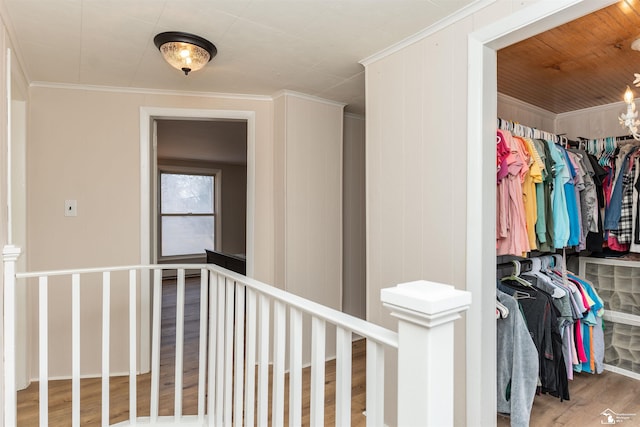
6 262 415 427
381 280 471 427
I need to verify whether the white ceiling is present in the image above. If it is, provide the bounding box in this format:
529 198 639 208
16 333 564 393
0 0 475 115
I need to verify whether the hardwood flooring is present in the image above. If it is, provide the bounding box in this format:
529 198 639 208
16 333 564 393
16 278 367 426
497 369 640 426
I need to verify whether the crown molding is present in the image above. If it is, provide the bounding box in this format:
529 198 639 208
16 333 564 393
272 89 347 108
360 0 496 67
29 81 273 102
555 98 627 119
344 112 365 121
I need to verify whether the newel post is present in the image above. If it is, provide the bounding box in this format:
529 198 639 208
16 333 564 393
3 244 21 427
381 280 471 427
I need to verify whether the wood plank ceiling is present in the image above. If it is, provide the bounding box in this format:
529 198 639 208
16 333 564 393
498 0 640 114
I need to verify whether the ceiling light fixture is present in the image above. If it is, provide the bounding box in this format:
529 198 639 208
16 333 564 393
154 31 217 76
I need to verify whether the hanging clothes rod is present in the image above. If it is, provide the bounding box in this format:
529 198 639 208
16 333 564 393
497 117 561 143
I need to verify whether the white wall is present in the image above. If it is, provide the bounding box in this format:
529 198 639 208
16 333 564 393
0 17 9 421
556 100 632 140
497 92 556 133
26 86 274 378
363 1 566 425
498 91 631 141
273 91 344 363
274 91 344 309
364 16 473 427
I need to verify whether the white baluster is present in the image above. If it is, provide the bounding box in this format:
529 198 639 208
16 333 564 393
224 278 234 426
366 340 384 427
128 270 137 425
215 274 225 425
257 294 270 426
198 269 208 421
310 317 326 427
233 283 246 426
175 269 185 420
207 270 218 426
244 288 257 427
101 272 110 427
150 269 162 422
39 276 49 427
272 300 286 427
2 245 20 427
72 273 81 427
336 327 352 426
289 307 303 426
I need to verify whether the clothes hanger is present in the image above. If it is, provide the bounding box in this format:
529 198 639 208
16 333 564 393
496 300 509 318
500 260 534 288
513 290 534 300
524 256 567 298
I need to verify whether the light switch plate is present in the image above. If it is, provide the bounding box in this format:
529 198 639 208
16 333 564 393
65 200 77 217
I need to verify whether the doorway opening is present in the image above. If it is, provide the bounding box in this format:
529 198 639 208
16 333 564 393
155 119 247 265
138 107 256 373
467 0 616 424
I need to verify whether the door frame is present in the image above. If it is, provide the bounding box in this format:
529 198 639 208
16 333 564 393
466 0 615 424
139 106 256 372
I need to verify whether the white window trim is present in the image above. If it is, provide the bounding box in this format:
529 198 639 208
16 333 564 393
157 165 222 262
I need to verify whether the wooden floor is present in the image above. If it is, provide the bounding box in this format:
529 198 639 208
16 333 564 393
16 278 367 426
497 369 640 426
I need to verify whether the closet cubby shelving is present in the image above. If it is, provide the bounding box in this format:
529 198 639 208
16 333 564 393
579 257 640 380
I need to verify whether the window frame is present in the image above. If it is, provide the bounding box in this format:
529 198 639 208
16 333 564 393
157 165 222 261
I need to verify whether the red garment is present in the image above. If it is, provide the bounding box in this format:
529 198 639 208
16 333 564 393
574 319 588 363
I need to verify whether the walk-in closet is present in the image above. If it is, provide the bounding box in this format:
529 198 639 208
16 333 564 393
495 1 640 425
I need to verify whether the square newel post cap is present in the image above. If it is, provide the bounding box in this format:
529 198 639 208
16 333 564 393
381 280 471 326
2 244 21 261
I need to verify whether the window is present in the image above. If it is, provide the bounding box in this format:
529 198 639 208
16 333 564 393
159 171 218 257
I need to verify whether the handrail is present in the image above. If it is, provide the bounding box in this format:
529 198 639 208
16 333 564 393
6 252 470 426
16 263 399 348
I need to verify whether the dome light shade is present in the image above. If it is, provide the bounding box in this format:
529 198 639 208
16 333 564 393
154 32 217 75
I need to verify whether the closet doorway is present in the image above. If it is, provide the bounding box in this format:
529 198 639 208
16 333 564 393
467 0 618 425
